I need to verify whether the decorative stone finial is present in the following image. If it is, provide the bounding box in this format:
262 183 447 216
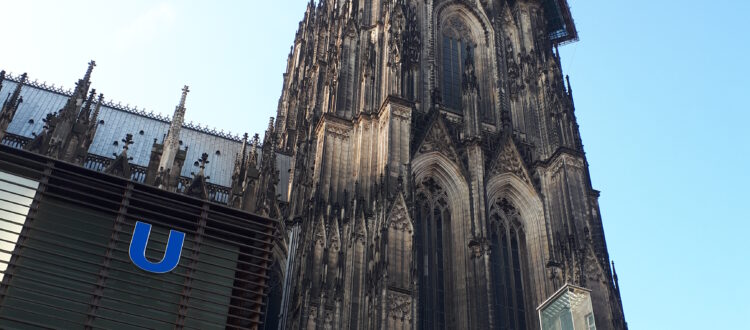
122 133 134 150
179 85 190 108
198 152 210 170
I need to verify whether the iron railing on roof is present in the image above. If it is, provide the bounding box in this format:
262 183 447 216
0 133 30 149
1 133 232 205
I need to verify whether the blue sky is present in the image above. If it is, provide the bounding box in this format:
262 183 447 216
1 1 748 328
559 0 750 328
0 0 312 138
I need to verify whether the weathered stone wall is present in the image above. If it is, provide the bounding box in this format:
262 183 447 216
274 1 626 329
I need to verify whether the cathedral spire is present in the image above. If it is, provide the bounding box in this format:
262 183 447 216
0 72 27 141
250 133 260 164
44 61 96 159
69 60 96 116
74 92 105 163
85 93 104 142
78 89 97 122
158 85 189 173
82 60 95 89
65 89 104 165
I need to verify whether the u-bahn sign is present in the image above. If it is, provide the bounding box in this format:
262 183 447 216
128 221 185 273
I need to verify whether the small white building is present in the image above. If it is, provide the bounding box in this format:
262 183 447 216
539 284 597 330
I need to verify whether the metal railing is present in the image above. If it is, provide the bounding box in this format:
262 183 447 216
2 134 232 205
0 133 30 149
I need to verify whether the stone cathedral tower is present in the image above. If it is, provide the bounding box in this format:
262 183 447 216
275 0 626 329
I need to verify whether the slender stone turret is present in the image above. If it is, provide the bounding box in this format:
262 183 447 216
231 133 251 207
47 61 96 158
146 85 190 191
254 117 279 217
68 92 104 164
78 89 97 123
159 85 189 173
61 88 99 163
62 61 95 124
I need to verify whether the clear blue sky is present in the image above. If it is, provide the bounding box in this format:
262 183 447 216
559 0 750 328
1 1 748 328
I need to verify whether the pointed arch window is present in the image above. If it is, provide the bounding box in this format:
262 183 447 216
441 18 475 113
490 199 528 330
416 178 451 329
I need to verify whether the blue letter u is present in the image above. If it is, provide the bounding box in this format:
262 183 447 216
129 221 185 273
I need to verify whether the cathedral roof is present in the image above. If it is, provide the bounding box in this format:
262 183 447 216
0 75 291 200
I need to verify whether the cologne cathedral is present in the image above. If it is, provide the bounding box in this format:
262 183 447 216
273 0 625 328
0 0 626 329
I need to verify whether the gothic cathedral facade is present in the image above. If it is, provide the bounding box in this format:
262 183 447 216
275 0 626 329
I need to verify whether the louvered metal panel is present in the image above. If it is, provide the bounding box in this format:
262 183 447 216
0 145 277 329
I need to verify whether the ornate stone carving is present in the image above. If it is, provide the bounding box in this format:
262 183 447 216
325 125 351 140
444 16 472 41
314 218 326 247
494 198 520 219
403 5 421 70
390 104 412 121
329 220 341 251
504 36 522 99
468 236 491 258
388 11 405 66
489 138 531 184
387 292 412 320
362 36 377 76
353 214 367 244
416 115 461 166
387 194 412 233
547 153 585 177
462 45 478 92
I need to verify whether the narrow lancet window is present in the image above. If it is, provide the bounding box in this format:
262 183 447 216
440 17 475 113
490 199 529 329
441 36 469 111
417 178 451 329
